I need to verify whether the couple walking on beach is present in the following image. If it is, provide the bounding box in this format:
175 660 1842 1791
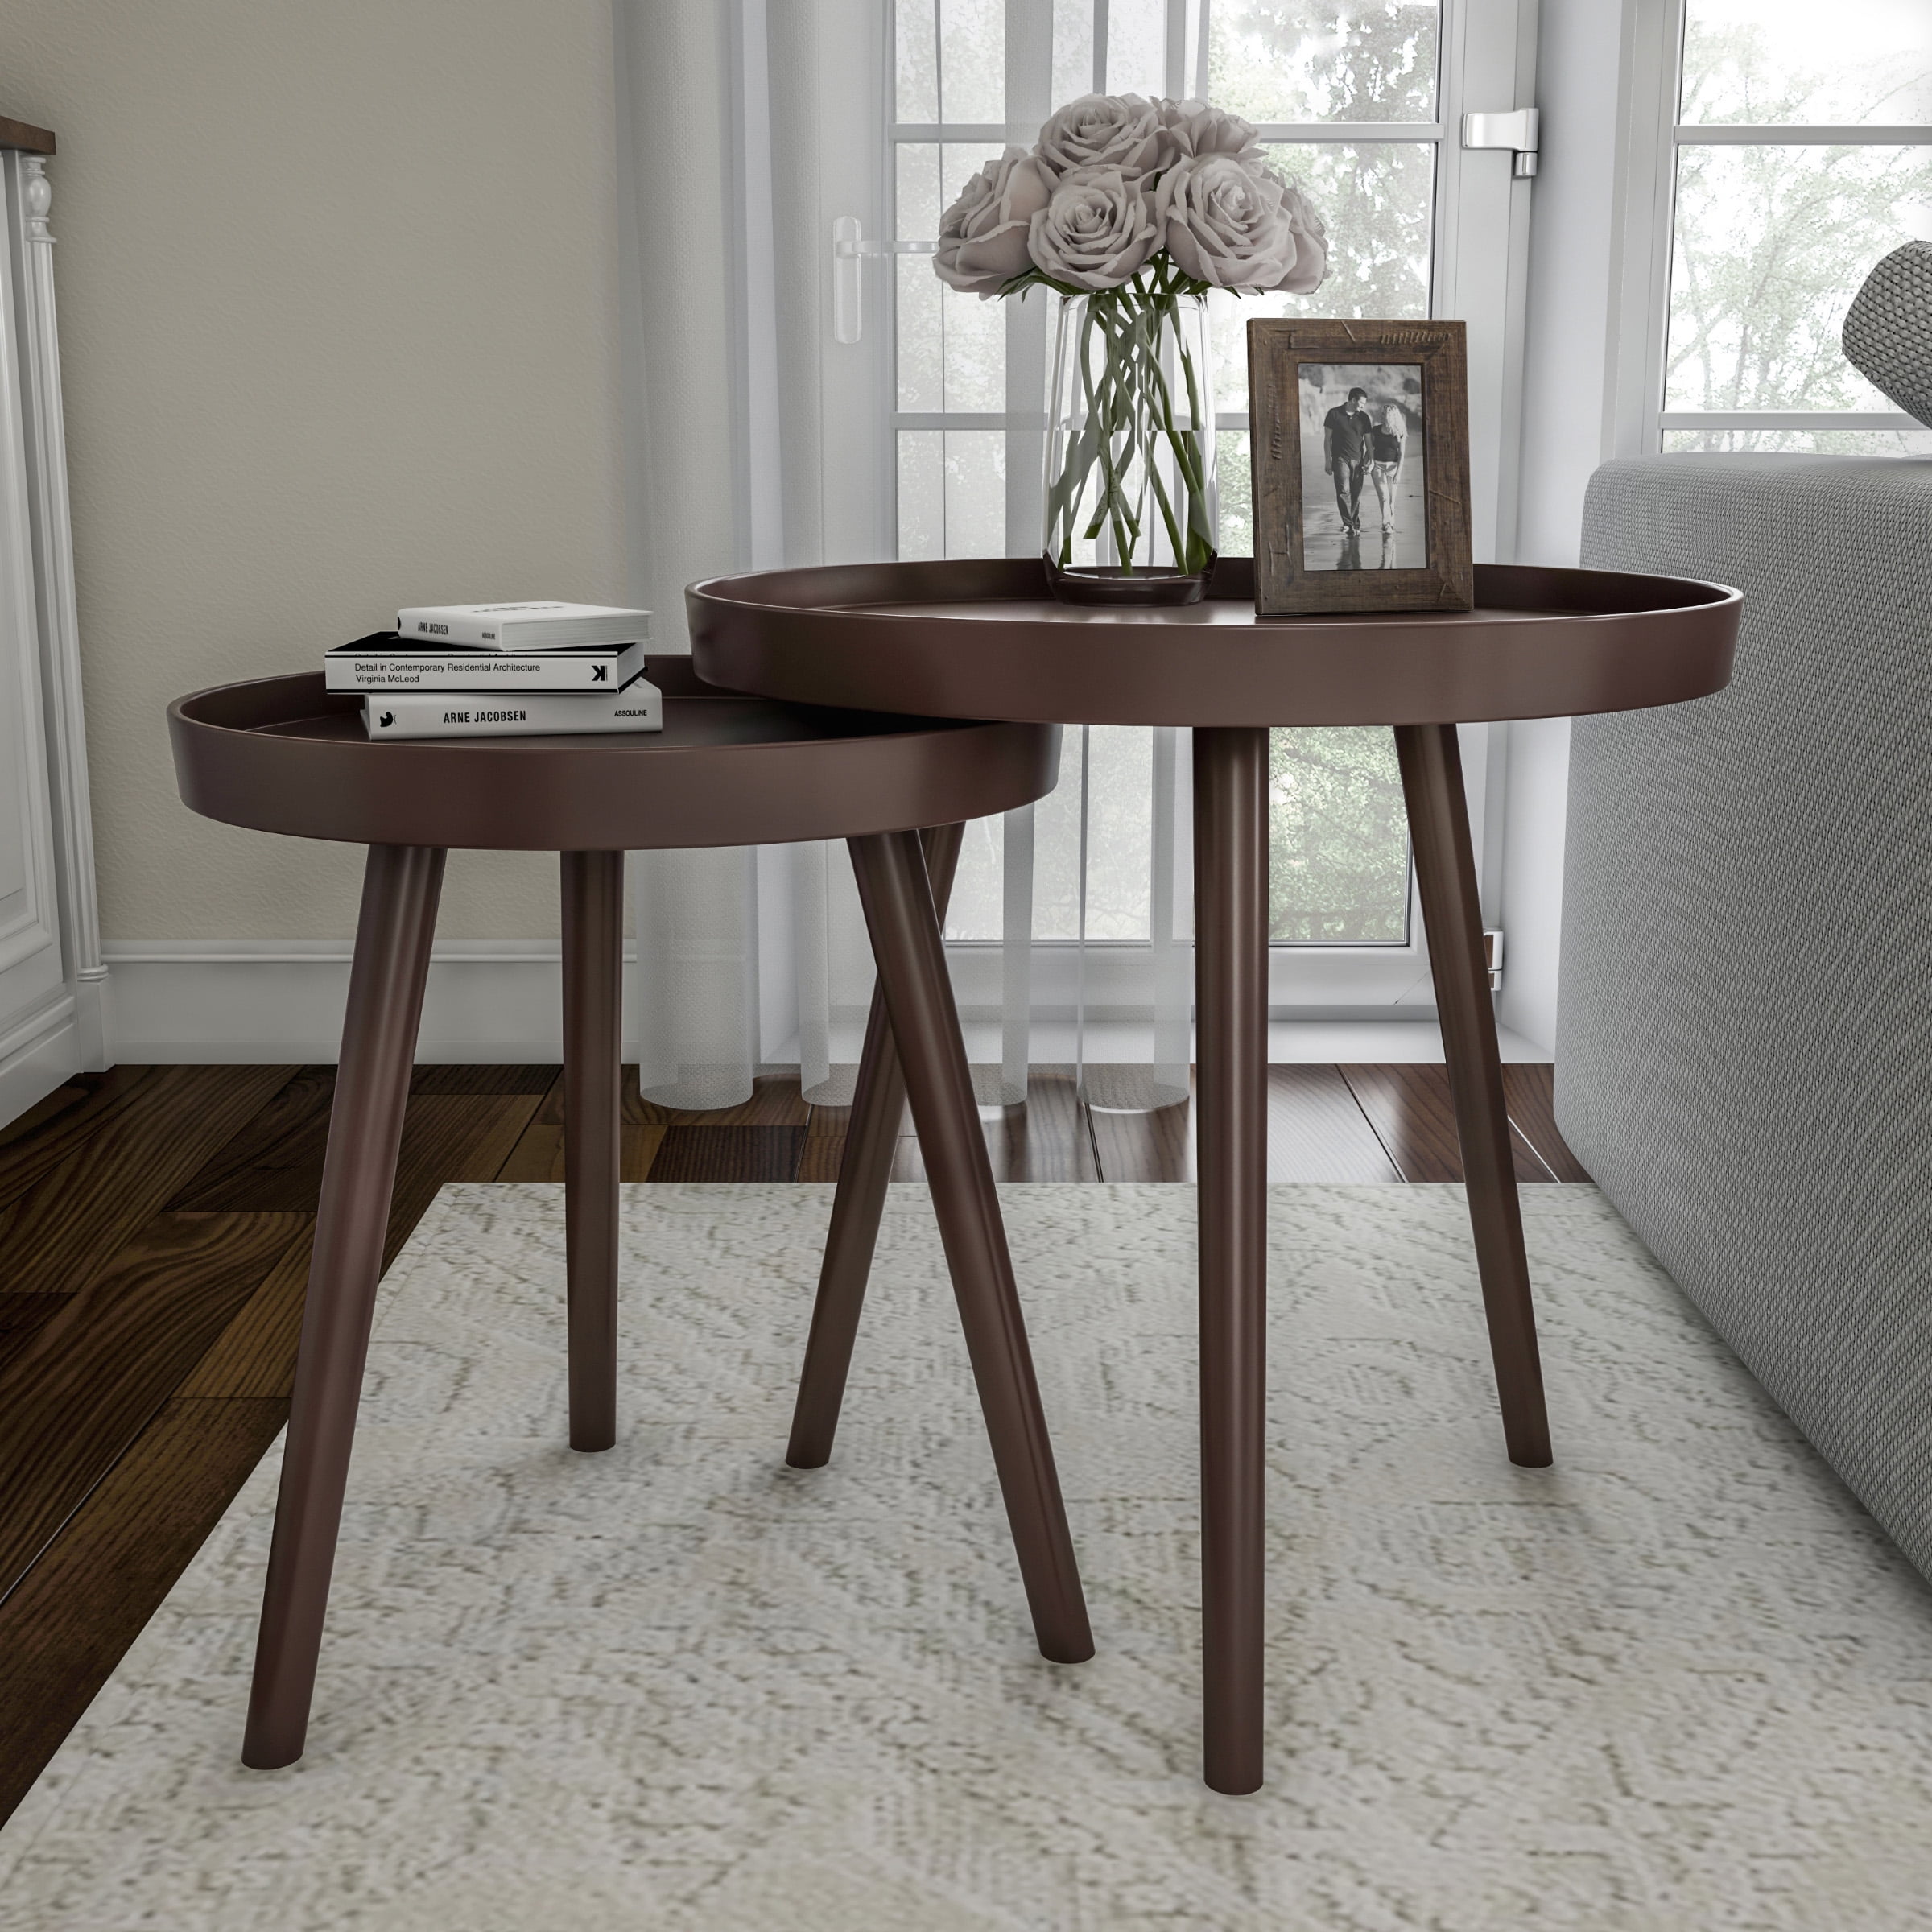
1323 387 1407 536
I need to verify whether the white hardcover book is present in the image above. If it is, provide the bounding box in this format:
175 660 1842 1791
326 635 648 692
363 675 663 740
394 601 654 651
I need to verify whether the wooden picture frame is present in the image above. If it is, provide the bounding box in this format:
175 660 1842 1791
1246 318 1474 616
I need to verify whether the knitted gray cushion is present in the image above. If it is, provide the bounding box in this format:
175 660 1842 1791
1842 240 1932 426
1562 455 1932 1582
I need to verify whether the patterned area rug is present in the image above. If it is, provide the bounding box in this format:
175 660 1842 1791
3 1182 1930 1930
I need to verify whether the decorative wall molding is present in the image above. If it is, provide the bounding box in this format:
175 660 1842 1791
0 147 71 1123
2 148 108 1089
0 985 77 1121
8 153 108 1071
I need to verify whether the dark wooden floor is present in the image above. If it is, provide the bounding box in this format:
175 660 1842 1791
0 1059 1583 1823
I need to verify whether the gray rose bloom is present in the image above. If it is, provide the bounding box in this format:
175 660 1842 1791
1156 153 1293 290
1157 153 1329 294
1028 165 1159 290
1273 177 1328 295
1157 98 1264 165
1034 93 1165 184
935 147 1055 296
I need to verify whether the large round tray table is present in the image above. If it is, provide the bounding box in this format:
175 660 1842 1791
169 661 1093 1770
688 555 1742 1794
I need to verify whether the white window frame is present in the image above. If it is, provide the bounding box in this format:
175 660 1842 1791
1633 0 1932 452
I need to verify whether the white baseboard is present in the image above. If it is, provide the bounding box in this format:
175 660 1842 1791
98 941 1555 1068
804 1017 1550 1066
0 990 81 1122
70 972 112 1071
102 941 588 1064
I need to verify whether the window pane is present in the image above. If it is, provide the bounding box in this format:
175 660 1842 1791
939 142 1012 415
943 429 1007 555
897 140 943 240
898 431 946 558
1022 728 1155 943
897 145 1008 414
1104 0 1169 99
898 427 1005 569
940 141 1006 201
940 0 1005 123
896 147 943 411
1270 730 1411 943
1682 0 1932 126
1666 143 1932 412
1209 143 1435 380
1053 0 1094 105
944 275 1006 413
1033 731 1085 940
1664 427 1932 455
897 0 937 122
943 813 1006 942
1082 727 1154 940
1217 427 1253 558
1211 1 1440 124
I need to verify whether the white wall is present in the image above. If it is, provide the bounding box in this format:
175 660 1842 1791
1497 0 1668 1054
1517 0 1672 565
0 0 627 953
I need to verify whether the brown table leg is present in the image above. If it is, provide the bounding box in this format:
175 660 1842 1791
845 828 1093 1664
242 844 446 1769
562 850 623 1453
1394 724 1553 1468
1192 727 1271 1794
787 822 965 1469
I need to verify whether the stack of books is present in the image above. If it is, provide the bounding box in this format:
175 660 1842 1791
328 602 662 739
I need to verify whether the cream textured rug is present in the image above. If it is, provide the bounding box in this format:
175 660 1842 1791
4 1183 1931 1931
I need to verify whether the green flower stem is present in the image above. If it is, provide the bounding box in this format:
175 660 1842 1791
1088 299 1152 551
1121 300 1189 564
1120 285 1212 572
1094 301 1151 559
1077 302 1138 564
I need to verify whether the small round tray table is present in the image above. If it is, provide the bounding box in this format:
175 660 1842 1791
169 662 1093 1771
688 555 1741 1794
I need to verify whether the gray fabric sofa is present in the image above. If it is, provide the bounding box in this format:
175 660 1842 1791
1558 455 1932 1575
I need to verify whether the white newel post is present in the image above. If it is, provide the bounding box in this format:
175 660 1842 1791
11 154 109 1068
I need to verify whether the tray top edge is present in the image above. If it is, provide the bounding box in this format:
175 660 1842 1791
687 558 1741 630
167 671 1038 750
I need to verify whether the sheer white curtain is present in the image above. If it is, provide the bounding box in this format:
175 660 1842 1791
613 0 1192 1110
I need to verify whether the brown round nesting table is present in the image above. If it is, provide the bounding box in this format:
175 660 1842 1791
168 660 1093 1771
688 555 1742 1794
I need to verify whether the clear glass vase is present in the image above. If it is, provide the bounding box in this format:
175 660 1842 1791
1042 284 1218 605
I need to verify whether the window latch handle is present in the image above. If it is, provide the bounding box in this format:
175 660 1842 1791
832 216 938 344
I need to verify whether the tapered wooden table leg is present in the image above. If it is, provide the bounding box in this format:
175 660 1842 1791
242 844 446 1769
846 828 1093 1664
787 822 965 1468
1395 724 1553 1468
1192 725 1270 1796
562 850 624 1453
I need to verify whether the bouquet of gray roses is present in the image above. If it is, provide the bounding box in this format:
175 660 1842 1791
935 94 1328 595
934 93 1327 302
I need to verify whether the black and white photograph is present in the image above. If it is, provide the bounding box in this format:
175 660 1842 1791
1297 362 1426 572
